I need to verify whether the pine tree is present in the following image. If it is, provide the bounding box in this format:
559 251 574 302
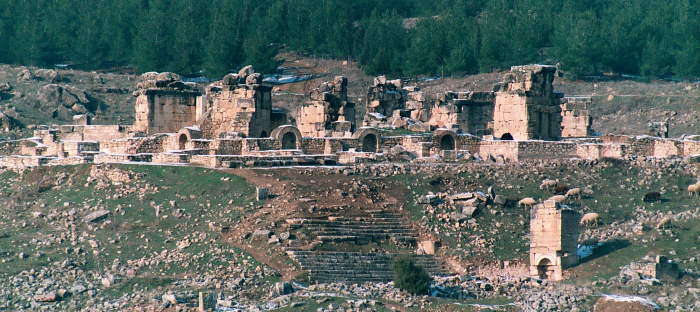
133 0 173 72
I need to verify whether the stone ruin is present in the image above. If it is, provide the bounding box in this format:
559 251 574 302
427 91 494 135
648 120 670 138
529 200 579 281
493 65 563 141
364 76 428 129
298 76 356 138
198 65 273 138
560 97 593 138
1 64 699 171
133 72 201 135
620 255 682 281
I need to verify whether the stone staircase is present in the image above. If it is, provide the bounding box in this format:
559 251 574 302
286 209 449 283
288 210 418 244
286 251 449 283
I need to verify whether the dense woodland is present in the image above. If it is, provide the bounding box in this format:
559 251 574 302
0 0 698 79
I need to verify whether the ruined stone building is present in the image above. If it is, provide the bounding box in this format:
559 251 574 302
560 97 593 138
198 66 273 138
529 200 580 281
133 73 201 135
2 64 698 171
427 91 494 135
298 76 356 138
493 65 563 141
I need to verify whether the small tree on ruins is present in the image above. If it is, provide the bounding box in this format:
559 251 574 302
392 256 433 295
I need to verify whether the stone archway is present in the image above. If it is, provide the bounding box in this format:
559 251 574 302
178 134 188 150
271 125 303 150
281 132 297 150
537 258 555 280
362 134 378 153
440 135 456 150
501 133 514 141
260 131 268 138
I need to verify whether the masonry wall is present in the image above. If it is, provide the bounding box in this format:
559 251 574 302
560 97 593 138
202 86 272 138
134 90 199 134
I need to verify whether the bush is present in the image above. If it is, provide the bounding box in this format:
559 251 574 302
392 257 432 295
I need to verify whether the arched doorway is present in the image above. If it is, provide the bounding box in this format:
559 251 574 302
178 134 188 150
501 133 514 141
260 131 268 138
440 135 455 150
537 258 555 280
362 134 378 153
281 132 297 149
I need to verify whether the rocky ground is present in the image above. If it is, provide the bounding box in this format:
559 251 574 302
1 157 700 311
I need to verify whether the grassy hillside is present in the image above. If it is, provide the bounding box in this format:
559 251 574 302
0 164 276 310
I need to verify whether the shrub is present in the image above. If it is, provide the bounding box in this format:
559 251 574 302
392 256 432 295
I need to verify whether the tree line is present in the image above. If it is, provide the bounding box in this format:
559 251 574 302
0 0 698 79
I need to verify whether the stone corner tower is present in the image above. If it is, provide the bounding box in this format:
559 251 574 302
529 199 580 281
493 65 562 141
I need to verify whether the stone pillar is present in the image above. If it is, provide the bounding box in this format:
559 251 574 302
529 200 580 281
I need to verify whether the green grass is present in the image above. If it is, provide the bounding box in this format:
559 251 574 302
392 160 698 263
0 164 270 301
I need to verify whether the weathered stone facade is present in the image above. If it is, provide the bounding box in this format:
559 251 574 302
493 65 562 141
298 76 356 138
428 91 494 135
560 97 593 138
198 66 273 138
529 200 579 281
133 72 200 134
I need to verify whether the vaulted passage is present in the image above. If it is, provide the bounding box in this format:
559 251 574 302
178 134 188 150
440 135 455 150
537 258 555 280
281 132 297 149
501 133 514 141
362 134 378 153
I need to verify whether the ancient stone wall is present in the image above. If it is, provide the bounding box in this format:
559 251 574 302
517 141 578 160
0 156 50 169
298 76 356 138
428 91 494 135
0 140 21 156
189 66 272 139
560 97 593 138
653 139 683 158
132 72 200 135
493 65 562 141
301 138 328 155
366 76 407 120
683 139 700 156
209 139 243 155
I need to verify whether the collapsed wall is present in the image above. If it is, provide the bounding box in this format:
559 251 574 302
198 66 273 138
298 76 356 138
428 91 494 135
560 97 593 138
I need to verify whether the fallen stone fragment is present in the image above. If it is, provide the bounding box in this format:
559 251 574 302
83 210 111 223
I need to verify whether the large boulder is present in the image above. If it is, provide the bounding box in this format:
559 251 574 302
593 295 658 312
35 69 62 82
38 84 93 119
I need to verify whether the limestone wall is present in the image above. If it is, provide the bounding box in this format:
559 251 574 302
560 97 593 138
134 89 199 134
209 139 243 155
0 140 21 155
517 141 577 160
493 65 562 141
0 156 51 169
